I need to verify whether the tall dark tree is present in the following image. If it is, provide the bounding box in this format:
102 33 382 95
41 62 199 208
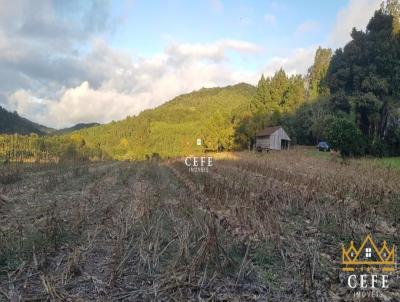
327 2 400 154
307 47 332 100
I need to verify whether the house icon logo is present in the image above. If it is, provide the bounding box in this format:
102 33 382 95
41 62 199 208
341 234 396 273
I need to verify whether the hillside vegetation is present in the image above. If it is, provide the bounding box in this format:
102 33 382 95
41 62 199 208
278 5 400 156
73 83 256 159
53 123 100 135
0 85 256 162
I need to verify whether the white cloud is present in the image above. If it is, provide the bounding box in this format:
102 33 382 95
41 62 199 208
9 90 50 118
0 0 329 129
9 82 153 127
329 0 381 47
295 21 319 36
262 47 316 76
6 39 262 128
5 35 318 128
47 82 148 126
219 39 263 53
264 14 277 25
166 39 262 63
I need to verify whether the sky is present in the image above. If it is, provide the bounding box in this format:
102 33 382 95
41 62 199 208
0 0 382 128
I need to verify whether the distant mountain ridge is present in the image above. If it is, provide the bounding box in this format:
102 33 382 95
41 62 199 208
0 106 99 135
54 123 101 134
0 106 54 135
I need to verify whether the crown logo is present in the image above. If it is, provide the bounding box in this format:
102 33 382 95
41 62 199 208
341 234 396 272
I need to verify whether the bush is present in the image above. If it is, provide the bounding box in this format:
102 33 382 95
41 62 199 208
59 144 89 163
368 140 388 157
325 117 367 157
384 126 400 156
151 153 161 161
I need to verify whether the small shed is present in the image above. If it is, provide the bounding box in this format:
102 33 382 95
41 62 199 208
255 126 291 151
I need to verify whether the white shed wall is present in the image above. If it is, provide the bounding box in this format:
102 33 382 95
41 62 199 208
255 127 291 150
269 132 280 150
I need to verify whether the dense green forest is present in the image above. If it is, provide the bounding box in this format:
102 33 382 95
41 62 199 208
242 1 400 158
233 68 309 148
280 1 400 156
1 1 400 160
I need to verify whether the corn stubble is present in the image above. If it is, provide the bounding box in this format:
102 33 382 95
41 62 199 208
0 149 399 301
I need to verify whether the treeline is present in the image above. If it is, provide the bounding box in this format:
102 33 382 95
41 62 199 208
0 133 106 164
241 1 400 157
233 69 309 149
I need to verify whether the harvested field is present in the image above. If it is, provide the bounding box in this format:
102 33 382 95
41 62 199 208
1 149 400 301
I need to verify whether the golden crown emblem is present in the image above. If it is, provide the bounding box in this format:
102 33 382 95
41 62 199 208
341 234 396 272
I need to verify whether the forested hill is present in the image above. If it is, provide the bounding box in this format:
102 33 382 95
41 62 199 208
0 106 54 135
73 83 256 159
54 123 101 135
0 106 101 136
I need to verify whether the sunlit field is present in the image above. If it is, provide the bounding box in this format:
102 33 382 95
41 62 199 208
305 148 400 170
373 157 400 170
1 148 399 301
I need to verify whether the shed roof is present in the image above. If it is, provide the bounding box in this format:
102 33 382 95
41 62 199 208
255 126 282 137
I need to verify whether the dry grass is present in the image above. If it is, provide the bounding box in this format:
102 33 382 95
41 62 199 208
0 149 399 301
